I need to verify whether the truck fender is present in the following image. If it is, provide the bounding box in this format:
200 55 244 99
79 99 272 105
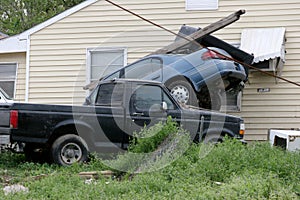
202 127 234 140
53 119 94 133
49 119 95 146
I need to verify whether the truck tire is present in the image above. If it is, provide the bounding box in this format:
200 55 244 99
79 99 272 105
203 133 223 144
51 134 89 166
167 79 198 107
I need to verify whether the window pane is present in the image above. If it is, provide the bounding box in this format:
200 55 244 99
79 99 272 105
0 63 17 80
151 58 162 72
163 92 175 110
186 0 218 10
96 83 124 106
90 49 125 81
91 51 124 66
131 85 162 111
124 58 162 79
0 63 17 98
105 71 121 80
0 81 14 98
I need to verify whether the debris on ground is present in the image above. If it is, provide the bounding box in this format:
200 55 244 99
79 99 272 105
3 184 29 196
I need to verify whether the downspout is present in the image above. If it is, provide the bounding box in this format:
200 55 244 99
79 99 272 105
25 35 30 102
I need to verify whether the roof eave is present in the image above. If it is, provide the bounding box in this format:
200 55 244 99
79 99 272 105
0 0 98 54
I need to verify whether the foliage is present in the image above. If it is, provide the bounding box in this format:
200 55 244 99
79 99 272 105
0 123 300 199
0 0 85 35
104 117 191 174
129 117 182 153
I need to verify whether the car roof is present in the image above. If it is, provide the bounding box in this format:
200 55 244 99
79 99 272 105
99 78 164 86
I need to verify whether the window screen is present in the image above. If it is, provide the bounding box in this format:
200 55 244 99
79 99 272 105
0 63 17 98
186 0 218 10
89 49 125 81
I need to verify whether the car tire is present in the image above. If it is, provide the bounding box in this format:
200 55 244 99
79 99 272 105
51 134 89 166
167 79 198 106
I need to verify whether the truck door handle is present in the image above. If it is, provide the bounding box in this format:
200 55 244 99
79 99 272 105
132 112 144 116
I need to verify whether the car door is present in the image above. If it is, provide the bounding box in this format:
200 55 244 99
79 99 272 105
125 83 181 144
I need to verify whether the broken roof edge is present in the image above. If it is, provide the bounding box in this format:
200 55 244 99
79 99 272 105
240 27 286 63
0 0 98 53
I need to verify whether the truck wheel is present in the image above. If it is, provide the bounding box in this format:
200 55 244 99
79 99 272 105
167 79 198 106
24 144 50 163
51 134 88 166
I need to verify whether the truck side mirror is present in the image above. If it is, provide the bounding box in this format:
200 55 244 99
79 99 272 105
161 102 168 111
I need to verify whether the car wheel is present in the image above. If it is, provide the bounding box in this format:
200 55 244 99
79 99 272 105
167 79 198 106
51 134 88 166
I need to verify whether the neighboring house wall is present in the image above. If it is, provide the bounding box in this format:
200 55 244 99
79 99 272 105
0 52 26 101
22 0 300 140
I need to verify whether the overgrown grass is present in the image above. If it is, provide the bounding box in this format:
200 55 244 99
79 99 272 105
0 121 300 199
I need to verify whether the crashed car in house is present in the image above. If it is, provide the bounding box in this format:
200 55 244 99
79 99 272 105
85 26 254 110
101 48 246 110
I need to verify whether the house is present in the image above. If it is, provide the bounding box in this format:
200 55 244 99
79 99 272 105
0 0 300 141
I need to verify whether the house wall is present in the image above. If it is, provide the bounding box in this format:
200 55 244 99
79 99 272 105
28 0 300 140
0 52 26 101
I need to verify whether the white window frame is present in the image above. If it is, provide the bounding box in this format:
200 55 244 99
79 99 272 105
86 47 127 85
186 0 219 11
0 62 18 98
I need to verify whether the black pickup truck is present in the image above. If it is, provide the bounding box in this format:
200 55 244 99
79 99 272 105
0 79 245 165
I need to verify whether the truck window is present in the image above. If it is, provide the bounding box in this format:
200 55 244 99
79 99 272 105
130 85 175 111
96 83 124 106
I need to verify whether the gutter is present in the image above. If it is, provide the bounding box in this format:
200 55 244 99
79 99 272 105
25 35 30 102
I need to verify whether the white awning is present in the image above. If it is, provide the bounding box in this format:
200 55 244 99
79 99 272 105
239 27 286 63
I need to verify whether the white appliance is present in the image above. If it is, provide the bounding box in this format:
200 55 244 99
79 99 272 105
269 129 300 151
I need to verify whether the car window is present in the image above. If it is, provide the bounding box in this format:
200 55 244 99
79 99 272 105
88 86 98 104
124 58 162 79
96 83 124 106
104 70 121 80
130 85 175 112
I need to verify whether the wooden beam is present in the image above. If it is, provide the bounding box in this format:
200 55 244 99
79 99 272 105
151 10 246 55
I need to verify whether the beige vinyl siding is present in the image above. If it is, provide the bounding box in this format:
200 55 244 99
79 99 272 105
28 0 300 140
0 52 26 101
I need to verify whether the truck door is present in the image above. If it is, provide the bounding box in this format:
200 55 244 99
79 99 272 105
125 83 181 143
91 82 127 151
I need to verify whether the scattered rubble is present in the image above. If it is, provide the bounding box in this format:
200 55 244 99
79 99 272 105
3 184 29 196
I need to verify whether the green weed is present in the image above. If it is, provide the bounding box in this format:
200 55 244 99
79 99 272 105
0 121 300 199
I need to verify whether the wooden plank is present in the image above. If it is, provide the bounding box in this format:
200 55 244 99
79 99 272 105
151 10 245 55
